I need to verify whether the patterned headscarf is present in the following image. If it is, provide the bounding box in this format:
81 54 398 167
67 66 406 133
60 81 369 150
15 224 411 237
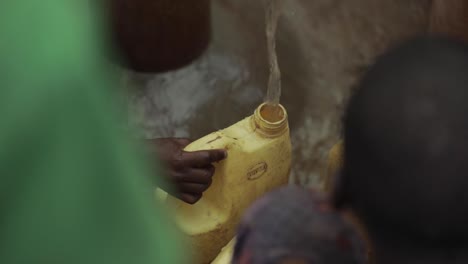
232 186 366 264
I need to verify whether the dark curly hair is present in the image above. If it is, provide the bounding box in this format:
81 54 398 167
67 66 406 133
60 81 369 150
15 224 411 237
338 36 468 248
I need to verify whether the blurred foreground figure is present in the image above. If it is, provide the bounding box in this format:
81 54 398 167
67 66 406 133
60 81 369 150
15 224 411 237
334 37 468 264
0 1 184 263
233 186 366 264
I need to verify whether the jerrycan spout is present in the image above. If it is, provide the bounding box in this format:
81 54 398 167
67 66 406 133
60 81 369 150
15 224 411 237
253 103 288 137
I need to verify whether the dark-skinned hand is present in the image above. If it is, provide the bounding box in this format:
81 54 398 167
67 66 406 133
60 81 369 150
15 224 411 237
150 138 227 204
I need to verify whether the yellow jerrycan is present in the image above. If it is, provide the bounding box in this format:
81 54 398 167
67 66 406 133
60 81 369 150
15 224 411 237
166 103 292 264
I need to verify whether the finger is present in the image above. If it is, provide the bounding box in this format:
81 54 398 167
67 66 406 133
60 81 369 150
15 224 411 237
179 182 211 194
179 193 202 205
176 167 215 184
182 149 227 167
174 138 192 148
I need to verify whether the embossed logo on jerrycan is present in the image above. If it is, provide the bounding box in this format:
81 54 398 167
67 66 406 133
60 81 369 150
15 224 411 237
166 103 292 264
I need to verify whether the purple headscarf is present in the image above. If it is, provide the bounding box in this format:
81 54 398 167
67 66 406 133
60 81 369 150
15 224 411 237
232 186 367 264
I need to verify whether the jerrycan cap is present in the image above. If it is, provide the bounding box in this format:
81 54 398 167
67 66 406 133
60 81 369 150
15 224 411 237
253 103 289 137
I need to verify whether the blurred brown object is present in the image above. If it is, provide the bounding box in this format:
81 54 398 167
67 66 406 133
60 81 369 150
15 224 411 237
110 0 211 72
429 0 468 42
323 140 343 193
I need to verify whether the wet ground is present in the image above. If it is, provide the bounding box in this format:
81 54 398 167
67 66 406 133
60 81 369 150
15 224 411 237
126 0 431 186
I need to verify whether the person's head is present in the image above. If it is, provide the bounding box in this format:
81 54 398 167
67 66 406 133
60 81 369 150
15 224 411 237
334 36 468 256
233 186 366 264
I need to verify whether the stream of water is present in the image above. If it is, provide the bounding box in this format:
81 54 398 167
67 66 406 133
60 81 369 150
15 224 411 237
263 0 283 121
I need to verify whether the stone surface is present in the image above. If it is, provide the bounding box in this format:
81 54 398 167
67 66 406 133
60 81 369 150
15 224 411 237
128 0 432 186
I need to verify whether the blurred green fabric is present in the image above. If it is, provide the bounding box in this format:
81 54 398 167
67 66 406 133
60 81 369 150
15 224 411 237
0 1 184 263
